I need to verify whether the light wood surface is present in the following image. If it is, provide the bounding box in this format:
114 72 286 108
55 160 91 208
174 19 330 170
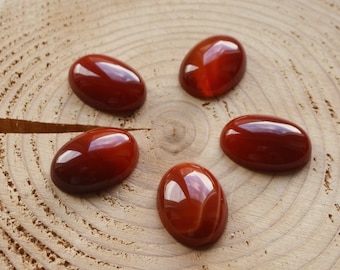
0 0 339 269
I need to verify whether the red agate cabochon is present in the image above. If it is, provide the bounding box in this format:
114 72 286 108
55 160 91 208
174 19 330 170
69 54 146 114
51 128 139 193
157 163 228 247
220 115 312 172
179 35 246 99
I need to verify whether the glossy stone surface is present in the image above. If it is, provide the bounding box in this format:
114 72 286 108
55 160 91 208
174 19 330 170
69 54 146 114
50 128 139 193
179 35 246 99
220 115 312 171
157 163 228 247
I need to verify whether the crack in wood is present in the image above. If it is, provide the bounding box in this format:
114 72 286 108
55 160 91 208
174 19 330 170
0 118 151 133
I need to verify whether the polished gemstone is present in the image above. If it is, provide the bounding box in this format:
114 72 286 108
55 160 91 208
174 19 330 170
179 35 246 99
157 163 228 247
69 54 146 113
50 128 139 193
220 115 312 171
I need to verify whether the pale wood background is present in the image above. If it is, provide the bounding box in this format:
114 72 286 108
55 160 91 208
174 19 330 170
0 0 339 269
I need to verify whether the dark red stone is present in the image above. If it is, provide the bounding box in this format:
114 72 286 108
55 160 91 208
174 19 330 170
50 128 139 193
157 163 228 247
68 54 146 113
179 35 246 99
220 115 312 171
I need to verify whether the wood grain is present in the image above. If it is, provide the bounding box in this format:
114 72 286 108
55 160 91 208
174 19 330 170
0 0 339 269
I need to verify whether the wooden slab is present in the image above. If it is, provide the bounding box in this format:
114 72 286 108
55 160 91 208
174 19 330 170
0 0 339 269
